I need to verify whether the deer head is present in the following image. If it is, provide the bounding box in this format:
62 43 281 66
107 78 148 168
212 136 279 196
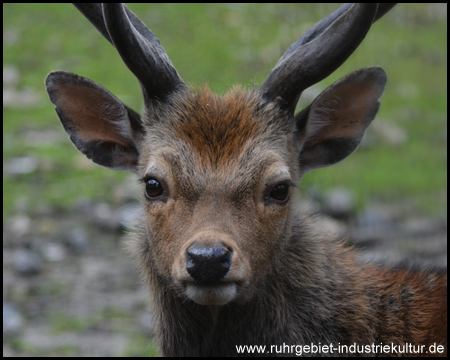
45 4 394 306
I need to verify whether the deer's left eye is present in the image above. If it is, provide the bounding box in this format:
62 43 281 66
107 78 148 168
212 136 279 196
270 183 290 202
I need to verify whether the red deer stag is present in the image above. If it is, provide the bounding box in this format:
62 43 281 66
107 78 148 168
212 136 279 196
45 3 447 357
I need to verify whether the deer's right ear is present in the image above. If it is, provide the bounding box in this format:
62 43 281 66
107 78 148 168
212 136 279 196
45 71 144 172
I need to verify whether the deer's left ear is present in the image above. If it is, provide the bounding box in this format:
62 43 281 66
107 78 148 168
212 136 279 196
45 71 144 172
295 66 387 173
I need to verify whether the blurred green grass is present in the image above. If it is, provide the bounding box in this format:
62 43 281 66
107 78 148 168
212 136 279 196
3 3 447 219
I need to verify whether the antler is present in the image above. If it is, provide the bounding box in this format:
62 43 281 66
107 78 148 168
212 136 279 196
259 3 396 114
73 3 189 105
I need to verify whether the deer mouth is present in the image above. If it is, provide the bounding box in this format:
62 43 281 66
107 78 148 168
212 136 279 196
185 282 238 305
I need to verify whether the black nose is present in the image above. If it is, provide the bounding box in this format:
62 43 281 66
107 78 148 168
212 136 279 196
186 246 232 284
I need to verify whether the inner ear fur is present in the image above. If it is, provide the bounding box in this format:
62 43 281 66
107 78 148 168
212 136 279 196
295 66 387 174
45 71 143 172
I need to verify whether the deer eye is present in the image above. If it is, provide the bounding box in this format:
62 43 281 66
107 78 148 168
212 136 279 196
144 178 164 199
270 183 290 202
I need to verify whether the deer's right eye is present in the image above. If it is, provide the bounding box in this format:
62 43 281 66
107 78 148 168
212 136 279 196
145 178 164 199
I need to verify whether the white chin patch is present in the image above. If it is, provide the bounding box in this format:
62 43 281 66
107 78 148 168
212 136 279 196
186 283 237 305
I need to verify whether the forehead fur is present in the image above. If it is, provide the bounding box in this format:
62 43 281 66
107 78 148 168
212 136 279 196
147 86 292 168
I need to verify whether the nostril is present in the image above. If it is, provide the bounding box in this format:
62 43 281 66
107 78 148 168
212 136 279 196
186 247 232 284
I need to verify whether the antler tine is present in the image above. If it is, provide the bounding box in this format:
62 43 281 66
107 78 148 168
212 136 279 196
259 3 395 115
373 3 397 22
73 3 189 104
73 4 111 44
287 4 353 51
73 4 162 58
285 3 395 50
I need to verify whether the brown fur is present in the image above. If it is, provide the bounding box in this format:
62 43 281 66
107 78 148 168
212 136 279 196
124 87 447 357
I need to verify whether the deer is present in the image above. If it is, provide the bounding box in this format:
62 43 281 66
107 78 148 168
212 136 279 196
45 3 447 357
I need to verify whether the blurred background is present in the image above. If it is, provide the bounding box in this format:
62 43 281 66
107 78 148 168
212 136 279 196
3 3 447 356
